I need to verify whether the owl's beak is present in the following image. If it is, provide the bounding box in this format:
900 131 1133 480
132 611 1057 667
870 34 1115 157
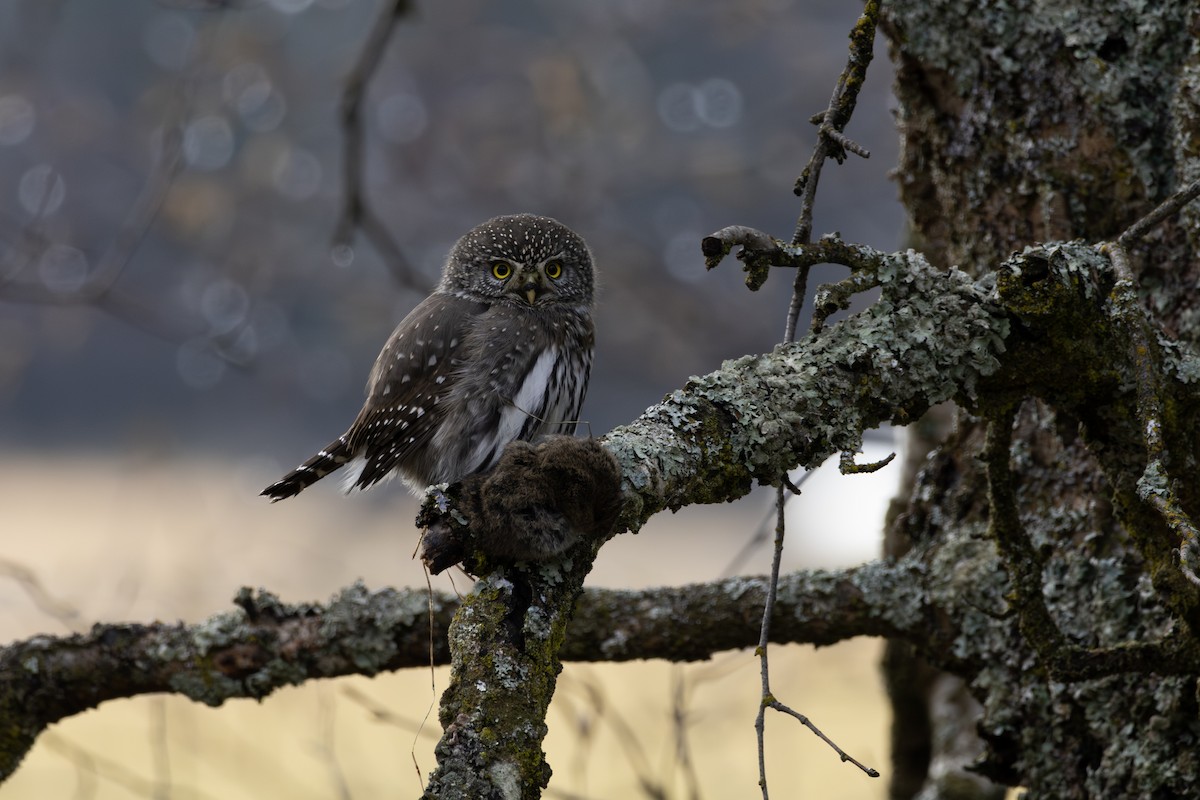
513 268 542 305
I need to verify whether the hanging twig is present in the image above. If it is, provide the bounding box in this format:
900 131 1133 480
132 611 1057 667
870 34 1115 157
753 2 884 795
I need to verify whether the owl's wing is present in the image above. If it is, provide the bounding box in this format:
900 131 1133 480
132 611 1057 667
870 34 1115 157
345 292 485 490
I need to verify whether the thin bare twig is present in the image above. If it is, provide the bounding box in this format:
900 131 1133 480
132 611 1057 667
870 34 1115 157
754 484 788 800
82 90 187 302
839 450 895 474
572 673 666 798
702 227 889 297
784 0 881 342
43 731 222 800
1118 175 1200 247
316 686 354 800
670 666 702 800
0 557 88 632
0 15 236 356
719 470 813 579
149 697 171 800
766 699 879 777
340 685 430 735
752 3 884 794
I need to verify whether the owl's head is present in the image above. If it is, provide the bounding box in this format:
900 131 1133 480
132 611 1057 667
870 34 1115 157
439 214 594 309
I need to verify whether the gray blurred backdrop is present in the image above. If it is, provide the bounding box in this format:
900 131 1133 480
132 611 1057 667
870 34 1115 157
0 0 902 483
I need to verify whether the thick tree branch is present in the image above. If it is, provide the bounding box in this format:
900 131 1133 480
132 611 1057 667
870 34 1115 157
415 237 1199 796
0 583 452 779
6 239 1199 792
605 243 1007 533
0 556 944 782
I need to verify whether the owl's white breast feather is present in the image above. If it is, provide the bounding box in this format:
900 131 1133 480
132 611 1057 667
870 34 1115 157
470 346 559 471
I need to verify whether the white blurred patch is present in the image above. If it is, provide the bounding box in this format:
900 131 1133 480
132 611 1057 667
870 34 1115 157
783 432 903 569
0 94 35 145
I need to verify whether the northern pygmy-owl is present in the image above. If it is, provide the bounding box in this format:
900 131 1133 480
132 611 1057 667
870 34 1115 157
262 214 595 501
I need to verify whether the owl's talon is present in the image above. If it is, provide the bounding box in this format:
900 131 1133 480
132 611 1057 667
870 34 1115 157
415 436 622 573
419 523 468 575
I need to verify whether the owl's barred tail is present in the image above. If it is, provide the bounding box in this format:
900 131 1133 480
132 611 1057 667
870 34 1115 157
261 437 353 502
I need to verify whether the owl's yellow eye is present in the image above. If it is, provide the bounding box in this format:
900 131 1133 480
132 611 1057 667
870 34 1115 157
491 261 513 280
544 260 563 280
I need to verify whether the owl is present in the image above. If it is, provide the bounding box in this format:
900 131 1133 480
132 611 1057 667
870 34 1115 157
263 214 595 501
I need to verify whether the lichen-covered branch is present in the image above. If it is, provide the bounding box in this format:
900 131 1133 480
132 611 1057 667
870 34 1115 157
0 550 1008 784
0 583 452 780
605 243 1008 534
1104 237 1200 590
982 407 1200 680
413 232 1200 795
990 242 1200 634
5 239 1199 794
563 564 928 662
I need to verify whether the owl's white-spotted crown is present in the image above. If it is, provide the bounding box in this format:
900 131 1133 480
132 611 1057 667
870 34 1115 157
438 214 594 308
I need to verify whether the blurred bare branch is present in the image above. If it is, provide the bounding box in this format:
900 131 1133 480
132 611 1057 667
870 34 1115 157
316 686 354 800
149 697 172 800
0 14 241 362
0 557 88 632
340 684 435 736
0 561 930 782
43 730 221 800
334 0 424 290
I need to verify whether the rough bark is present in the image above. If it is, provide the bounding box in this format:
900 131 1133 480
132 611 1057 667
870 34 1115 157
3 3 1200 798
881 1 1200 797
2 240 1198 795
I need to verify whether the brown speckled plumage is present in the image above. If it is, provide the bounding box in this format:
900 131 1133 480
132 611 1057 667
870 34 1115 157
263 214 595 501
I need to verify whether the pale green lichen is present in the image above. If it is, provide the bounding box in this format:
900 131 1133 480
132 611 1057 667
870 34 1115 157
318 580 427 675
604 248 1010 537
488 761 522 800
189 610 247 658
890 0 1188 195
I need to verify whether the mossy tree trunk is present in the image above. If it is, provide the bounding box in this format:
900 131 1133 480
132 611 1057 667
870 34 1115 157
880 1 1200 797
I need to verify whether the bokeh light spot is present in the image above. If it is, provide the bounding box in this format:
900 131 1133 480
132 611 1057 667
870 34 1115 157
376 92 428 145
0 95 35 145
200 278 250 334
183 116 235 171
176 338 226 390
330 243 355 268
656 82 702 133
272 147 322 200
38 244 89 295
657 79 743 133
143 14 196 71
18 164 66 216
696 78 743 128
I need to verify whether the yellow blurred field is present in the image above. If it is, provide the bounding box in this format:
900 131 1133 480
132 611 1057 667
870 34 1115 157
0 454 889 799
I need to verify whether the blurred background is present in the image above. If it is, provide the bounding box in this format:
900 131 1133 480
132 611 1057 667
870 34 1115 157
0 0 905 796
